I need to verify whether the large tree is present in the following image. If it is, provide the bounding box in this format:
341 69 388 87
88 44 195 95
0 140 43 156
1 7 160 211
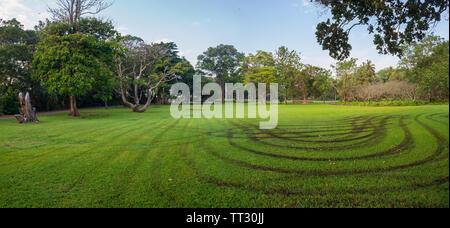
400 35 449 101
275 46 300 104
311 67 332 103
0 19 39 115
38 0 113 116
331 58 358 102
354 60 376 86
197 44 244 103
116 38 189 112
242 51 278 85
33 22 116 117
314 0 449 60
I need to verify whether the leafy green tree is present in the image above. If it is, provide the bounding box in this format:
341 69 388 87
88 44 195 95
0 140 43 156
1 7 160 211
314 0 449 60
243 51 278 85
116 39 190 112
275 46 299 104
311 68 332 103
197 44 244 103
332 58 358 102
156 43 195 105
295 64 328 104
401 36 449 101
354 60 376 86
33 24 116 116
377 67 407 83
0 18 39 115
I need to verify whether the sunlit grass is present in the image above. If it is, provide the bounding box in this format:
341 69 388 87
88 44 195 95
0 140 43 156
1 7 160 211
0 104 448 208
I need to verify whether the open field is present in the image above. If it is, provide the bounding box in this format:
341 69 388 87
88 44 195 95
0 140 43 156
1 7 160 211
0 104 448 208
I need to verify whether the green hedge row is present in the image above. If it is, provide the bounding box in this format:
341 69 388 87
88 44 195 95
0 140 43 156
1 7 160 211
337 101 449 107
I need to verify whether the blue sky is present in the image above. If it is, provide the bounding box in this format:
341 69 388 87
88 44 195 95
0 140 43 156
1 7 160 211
1 0 449 71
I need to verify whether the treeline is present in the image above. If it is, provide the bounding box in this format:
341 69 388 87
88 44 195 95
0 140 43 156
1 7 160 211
334 36 449 104
1 2 449 115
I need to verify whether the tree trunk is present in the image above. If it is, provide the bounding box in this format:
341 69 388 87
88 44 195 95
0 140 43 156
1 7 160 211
303 93 307 104
221 82 225 104
69 96 81 117
133 89 155 113
120 88 136 109
284 90 288 105
15 92 39 124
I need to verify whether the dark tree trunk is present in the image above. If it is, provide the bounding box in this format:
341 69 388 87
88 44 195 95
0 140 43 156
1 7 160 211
221 82 225 104
303 94 307 104
284 90 288 105
69 96 81 117
15 92 39 124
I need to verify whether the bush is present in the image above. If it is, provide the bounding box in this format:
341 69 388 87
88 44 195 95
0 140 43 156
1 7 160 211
354 81 418 102
0 99 3 116
337 100 447 107
0 95 18 115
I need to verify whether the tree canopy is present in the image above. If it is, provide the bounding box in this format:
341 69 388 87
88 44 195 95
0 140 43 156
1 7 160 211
314 0 449 60
197 44 244 103
33 22 116 116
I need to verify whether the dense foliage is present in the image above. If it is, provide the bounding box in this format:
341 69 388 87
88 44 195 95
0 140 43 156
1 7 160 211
0 1 449 116
314 0 449 60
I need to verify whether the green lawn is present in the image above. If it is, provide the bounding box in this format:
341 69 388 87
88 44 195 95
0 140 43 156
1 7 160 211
0 104 448 208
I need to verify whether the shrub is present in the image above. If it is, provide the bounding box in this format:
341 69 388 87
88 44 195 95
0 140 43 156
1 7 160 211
355 81 418 102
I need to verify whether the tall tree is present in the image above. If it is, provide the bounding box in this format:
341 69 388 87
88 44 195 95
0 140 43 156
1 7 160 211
311 67 332 103
0 19 39 115
49 0 112 27
354 60 376 86
400 36 449 101
33 22 116 117
43 0 113 116
116 39 189 112
332 58 358 102
314 0 449 60
197 44 244 103
275 46 300 104
242 51 278 85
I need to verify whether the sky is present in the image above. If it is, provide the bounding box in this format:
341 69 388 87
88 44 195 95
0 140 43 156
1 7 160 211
1 0 449 72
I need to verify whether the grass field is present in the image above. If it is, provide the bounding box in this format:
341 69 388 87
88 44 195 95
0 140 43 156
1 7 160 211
0 104 448 208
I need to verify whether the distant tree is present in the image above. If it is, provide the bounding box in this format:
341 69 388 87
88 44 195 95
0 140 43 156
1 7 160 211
354 60 376 86
377 67 407 83
197 44 244 103
296 64 327 104
314 0 449 60
243 51 278 85
275 46 299 104
311 68 332 103
0 19 39 115
332 58 358 102
400 36 449 101
115 38 190 112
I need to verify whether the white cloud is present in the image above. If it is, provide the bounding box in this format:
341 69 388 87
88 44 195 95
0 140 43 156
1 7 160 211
0 0 50 29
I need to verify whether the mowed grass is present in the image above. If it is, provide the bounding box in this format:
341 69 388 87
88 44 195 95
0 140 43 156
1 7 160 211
0 104 448 208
